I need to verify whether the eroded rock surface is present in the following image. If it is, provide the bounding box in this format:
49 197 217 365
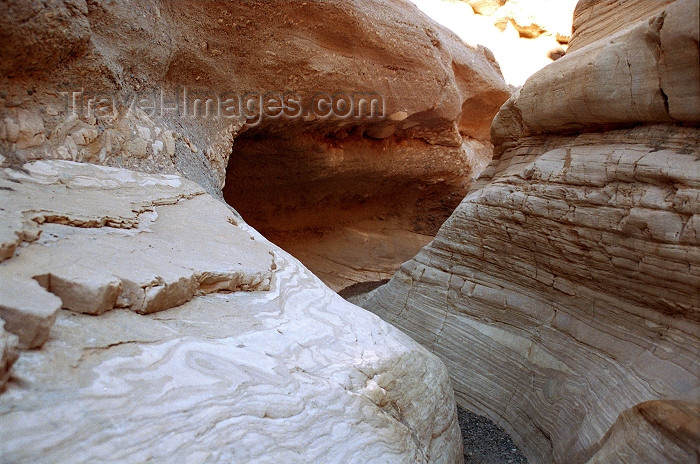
0 160 463 463
0 0 510 292
361 1 700 462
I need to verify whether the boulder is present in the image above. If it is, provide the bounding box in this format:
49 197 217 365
360 1 700 462
0 160 463 463
492 0 700 147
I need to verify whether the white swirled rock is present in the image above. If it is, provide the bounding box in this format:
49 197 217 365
0 160 462 463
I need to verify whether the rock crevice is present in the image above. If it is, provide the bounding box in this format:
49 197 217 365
361 1 700 462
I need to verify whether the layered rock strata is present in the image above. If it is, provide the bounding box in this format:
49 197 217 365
0 160 463 463
361 0 700 462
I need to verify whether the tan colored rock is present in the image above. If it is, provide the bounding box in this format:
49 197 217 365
413 0 577 87
15 109 45 149
361 1 700 462
34 265 122 315
2 116 20 142
588 400 700 463
568 0 674 52
466 0 506 16
0 161 273 320
124 137 148 158
70 127 99 146
364 124 700 464
492 0 700 147
0 160 463 463
0 108 46 148
494 0 576 40
0 274 61 349
1 0 510 289
659 0 700 121
0 0 90 74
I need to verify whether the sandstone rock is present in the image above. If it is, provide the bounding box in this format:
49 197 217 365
15 108 46 149
1 0 509 290
227 133 492 291
568 0 674 52
492 0 700 148
364 125 700 464
361 1 700 462
0 160 463 463
0 0 91 75
492 0 576 40
124 137 148 158
658 0 700 121
587 400 700 463
466 0 507 16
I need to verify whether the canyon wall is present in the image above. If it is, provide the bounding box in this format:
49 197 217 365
0 1 498 461
0 0 510 291
361 0 700 462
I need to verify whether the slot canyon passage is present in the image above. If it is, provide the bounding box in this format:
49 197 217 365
0 1 698 464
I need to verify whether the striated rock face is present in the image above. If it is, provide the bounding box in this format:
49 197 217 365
0 0 510 291
587 400 700 463
361 0 700 462
0 160 463 463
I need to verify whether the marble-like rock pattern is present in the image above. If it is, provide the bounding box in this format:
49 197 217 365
361 1 700 462
0 161 463 463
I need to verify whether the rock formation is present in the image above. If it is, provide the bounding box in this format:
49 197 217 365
0 160 463 463
0 1 491 460
0 0 511 292
361 0 700 462
410 0 578 86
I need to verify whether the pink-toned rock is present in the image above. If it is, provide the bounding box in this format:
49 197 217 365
1 0 510 291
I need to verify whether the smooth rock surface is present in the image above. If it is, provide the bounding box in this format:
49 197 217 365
492 0 700 148
0 275 61 349
587 400 700 463
0 160 463 463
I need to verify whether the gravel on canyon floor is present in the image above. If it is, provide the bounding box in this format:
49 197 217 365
458 406 527 464
340 283 527 463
